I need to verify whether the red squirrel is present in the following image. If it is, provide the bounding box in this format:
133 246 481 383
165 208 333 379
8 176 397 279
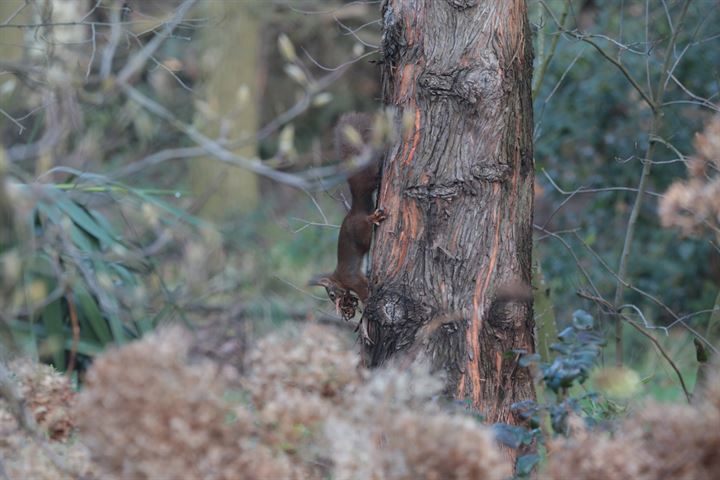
309 112 386 319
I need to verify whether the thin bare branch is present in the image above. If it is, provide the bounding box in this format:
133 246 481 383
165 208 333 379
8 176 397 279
302 46 378 72
574 32 655 110
285 0 381 16
2 1 27 26
538 0 655 110
0 106 25 134
86 22 96 79
333 16 380 48
99 1 123 80
533 0 570 98
116 0 197 84
541 169 663 198
666 72 720 113
533 224 602 299
612 0 693 365
574 229 719 356
577 290 692 403
248 68 347 145
119 81 339 190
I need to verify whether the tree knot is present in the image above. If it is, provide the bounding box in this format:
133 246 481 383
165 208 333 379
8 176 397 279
444 0 480 11
418 67 502 108
471 163 512 183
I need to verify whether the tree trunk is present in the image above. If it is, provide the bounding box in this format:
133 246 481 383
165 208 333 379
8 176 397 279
191 2 259 219
365 0 536 426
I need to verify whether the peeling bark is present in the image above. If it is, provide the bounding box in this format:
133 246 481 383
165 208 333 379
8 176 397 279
366 0 536 427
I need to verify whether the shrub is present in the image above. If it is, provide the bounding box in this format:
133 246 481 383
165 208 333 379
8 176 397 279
75 323 509 480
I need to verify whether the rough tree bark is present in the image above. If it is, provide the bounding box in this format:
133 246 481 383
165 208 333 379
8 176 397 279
365 0 536 426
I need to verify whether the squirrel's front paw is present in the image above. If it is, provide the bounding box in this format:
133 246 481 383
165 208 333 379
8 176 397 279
369 208 387 225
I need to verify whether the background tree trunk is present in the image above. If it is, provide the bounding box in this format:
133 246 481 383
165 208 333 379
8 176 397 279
365 0 536 426
191 2 260 219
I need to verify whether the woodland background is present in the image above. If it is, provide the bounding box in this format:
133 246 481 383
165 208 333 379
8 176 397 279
1 0 720 478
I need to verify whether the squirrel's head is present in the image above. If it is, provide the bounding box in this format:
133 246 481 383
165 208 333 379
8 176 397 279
308 274 345 303
309 274 354 317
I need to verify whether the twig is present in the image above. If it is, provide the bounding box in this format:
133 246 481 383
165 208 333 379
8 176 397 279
248 68 347 146
109 146 207 179
116 0 197 84
533 224 601 299
80 0 103 23
119 82 313 188
333 16 380 48
86 22 96 79
290 218 339 234
538 0 656 111
666 72 720 113
272 275 330 302
99 0 123 80
612 0 692 366
0 106 25 134
286 1 381 16
542 168 663 197
302 46 379 72
648 134 686 164
1 1 27 26
577 290 691 403
117 82 368 191
570 32 655 111
624 315 693 403
618 303 668 335
533 0 570 98
573 230 719 356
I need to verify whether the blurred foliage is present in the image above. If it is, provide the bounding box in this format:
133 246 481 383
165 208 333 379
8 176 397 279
540 309 605 393
0 175 208 368
0 0 716 413
532 0 719 399
1 2 720 478
497 310 629 477
0 0 378 369
533 0 720 317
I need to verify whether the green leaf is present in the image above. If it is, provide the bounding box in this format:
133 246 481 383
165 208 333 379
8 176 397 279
36 201 98 252
63 337 105 357
41 297 66 370
519 353 541 368
74 284 112 344
24 252 56 277
89 208 121 240
572 309 594 330
109 263 137 286
491 424 528 450
54 194 115 248
133 190 198 225
516 454 541 476
107 312 127 344
10 328 39 359
93 263 127 344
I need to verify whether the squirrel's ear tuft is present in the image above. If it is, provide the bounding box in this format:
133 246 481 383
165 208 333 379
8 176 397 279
308 274 333 288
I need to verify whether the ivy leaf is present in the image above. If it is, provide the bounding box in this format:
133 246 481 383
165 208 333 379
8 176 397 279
491 424 528 450
572 309 594 330
516 454 541 476
519 353 541 367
